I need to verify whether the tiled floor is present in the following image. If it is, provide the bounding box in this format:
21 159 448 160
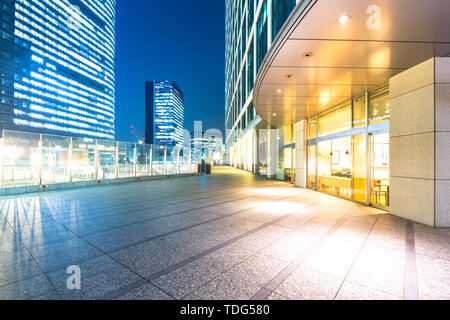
0 166 449 300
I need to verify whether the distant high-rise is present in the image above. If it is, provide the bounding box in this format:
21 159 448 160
145 80 184 149
191 133 224 163
0 0 116 139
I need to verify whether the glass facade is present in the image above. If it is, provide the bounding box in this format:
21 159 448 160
191 135 224 164
256 0 268 71
0 0 116 139
145 80 184 151
307 86 390 207
271 0 296 41
225 0 298 152
370 133 389 206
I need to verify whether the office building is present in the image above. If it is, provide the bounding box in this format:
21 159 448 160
0 0 116 139
225 0 450 227
191 133 224 163
145 80 184 150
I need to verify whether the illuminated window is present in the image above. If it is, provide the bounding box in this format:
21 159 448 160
369 89 390 124
0 0 116 139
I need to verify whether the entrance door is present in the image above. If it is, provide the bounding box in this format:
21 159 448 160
370 133 390 207
307 144 316 189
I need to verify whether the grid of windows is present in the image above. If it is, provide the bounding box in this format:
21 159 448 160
307 86 390 206
272 0 296 41
146 80 184 151
0 0 116 139
225 0 297 146
256 0 267 71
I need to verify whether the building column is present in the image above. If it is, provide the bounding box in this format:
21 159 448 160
253 127 258 174
389 57 450 227
294 120 307 188
266 125 278 178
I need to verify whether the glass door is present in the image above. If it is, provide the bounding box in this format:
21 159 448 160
370 133 390 207
352 134 367 203
307 144 317 189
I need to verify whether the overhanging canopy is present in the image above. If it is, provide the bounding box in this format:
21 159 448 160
254 0 450 126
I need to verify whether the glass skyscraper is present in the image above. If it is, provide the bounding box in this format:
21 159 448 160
225 0 296 147
145 80 184 150
0 0 116 139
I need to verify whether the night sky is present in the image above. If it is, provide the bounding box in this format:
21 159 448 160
115 0 226 142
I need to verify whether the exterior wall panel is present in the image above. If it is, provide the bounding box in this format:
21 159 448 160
0 0 116 139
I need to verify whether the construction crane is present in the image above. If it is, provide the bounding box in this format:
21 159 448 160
130 125 145 144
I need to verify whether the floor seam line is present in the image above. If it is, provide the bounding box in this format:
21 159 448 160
39 189 253 228
37 211 176 301
30 181 303 300
332 214 380 300
177 202 334 300
98 192 309 300
61 194 260 238
2 200 63 300
250 210 355 300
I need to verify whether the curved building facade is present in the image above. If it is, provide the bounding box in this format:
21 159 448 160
225 0 450 227
225 0 297 153
0 0 116 139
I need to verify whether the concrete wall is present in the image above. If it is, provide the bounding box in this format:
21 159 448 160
294 120 307 188
390 57 450 227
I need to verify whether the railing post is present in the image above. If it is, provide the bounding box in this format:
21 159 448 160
69 137 73 183
0 137 4 187
150 146 153 176
115 142 119 179
164 148 167 175
39 134 43 186
177 148 180 174
134 144 137 178
190 147 194 174
94 141 98 181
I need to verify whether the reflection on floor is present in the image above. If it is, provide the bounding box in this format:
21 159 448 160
0 166 448 300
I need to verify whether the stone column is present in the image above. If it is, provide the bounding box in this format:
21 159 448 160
294 120 307 188
266 125 278 178
389 57 450 227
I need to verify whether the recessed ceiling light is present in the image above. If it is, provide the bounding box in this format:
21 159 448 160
272 113 277 117
303 52 313 58
338 15 350 24
277 89 282 93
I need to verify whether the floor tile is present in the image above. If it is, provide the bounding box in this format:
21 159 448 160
274 267 343 300
347 244 405 297
416 254 450 300
154 260 221 299
114 283 173 300
335 281 401 300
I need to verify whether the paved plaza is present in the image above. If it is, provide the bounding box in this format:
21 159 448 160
0 166 449 300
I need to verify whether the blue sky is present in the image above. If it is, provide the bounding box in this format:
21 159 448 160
115 0 225 142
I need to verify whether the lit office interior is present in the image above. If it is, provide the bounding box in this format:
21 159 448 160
307 85 390 208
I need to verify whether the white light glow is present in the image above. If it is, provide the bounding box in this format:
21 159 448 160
338 15 350 24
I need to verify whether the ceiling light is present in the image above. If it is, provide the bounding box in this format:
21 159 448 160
277 89 282 93
272 113 277 117
338 15 350 24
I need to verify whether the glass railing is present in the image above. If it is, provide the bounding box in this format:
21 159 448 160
0 130 195 189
